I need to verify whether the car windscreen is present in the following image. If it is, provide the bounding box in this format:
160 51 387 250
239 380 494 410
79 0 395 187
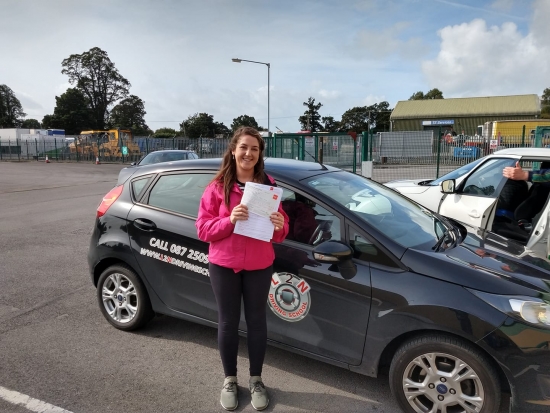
138 152 163 165
304 171 447 249
429 157 484 186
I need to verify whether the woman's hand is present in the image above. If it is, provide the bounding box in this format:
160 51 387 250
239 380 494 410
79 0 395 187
230 204 248 225
270 211 285 231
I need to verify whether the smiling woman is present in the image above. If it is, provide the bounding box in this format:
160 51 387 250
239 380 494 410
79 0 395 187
195 126 289 411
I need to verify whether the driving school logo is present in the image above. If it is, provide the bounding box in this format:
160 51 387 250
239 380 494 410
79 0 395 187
268 272 311 322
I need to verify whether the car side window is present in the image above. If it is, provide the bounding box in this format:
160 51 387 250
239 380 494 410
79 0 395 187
146 173 215 217
131 176 152 200
461 158 516 197
349 228 399 268
281 188 341 245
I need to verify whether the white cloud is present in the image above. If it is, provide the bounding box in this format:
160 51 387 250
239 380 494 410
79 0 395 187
422 11 550 98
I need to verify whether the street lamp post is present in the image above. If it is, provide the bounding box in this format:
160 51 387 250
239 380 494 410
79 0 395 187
232 58 270 135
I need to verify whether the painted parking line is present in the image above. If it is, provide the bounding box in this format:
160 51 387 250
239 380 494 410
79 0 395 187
0 386 74 413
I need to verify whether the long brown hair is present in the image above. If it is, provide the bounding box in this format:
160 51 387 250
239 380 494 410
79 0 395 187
213 126 266 206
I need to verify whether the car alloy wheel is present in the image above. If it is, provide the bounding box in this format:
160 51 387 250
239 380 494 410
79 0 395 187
389 335 501 413
97 264 153 331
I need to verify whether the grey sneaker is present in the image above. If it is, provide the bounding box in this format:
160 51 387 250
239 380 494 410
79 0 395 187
220 376 238 411
249 376 269 411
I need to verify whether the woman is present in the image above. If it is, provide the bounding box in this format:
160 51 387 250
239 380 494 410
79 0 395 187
196 126 289 411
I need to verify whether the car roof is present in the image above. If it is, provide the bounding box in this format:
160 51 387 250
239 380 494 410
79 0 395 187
129 157 341 181
492 147 550 157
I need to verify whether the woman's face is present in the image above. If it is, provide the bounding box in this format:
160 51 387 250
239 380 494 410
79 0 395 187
232 134 260 175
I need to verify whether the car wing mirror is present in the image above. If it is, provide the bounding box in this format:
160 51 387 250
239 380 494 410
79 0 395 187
313 241 357 280
441 179 455 194
130 162 136 166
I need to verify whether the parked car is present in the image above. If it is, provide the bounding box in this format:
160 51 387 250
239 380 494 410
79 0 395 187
118 150 199 184
386 148 550 259
89 157 550 412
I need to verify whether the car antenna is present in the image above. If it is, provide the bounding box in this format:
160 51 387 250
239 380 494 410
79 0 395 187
295 136 328 170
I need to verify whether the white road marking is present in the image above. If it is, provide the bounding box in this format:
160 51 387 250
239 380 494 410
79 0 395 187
0 386 74 413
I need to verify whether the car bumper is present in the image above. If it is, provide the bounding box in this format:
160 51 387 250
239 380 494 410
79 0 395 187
482 317 550 412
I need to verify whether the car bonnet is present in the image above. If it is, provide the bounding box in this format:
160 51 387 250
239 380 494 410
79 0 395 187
402 226 550 295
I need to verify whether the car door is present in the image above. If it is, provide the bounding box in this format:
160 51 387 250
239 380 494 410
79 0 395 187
527 201 550 259
439 158 517 229
127 171 217 321
268 186 371 366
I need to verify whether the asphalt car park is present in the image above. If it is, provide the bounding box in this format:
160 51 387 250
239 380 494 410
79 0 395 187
0 160 452 413
87 157 550 412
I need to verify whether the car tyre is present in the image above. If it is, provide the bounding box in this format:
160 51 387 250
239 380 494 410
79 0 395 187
389 334 501 413
97 264 153 331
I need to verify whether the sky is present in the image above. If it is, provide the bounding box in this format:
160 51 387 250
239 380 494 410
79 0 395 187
1 0 549 133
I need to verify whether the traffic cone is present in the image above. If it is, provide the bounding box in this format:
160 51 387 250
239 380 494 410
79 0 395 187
45 155 50 163
95 156 100 165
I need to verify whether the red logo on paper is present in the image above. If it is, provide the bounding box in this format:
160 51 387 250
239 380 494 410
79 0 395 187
273 194 278 200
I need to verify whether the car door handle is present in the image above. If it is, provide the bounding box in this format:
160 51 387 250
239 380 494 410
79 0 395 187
133 218 157 231
468 210 480 218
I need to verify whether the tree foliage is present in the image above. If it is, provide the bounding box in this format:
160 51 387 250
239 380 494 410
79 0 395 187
298 97 323 132
339 102 392 133
180 113 228 137
21 119 41 128
321 116 339 132
44 88 94 135
153 127 178 139
61 47 130 130
231 115 259 131
0 84 26 128
409 88 444 100
370 101 392 132
340 107 369 132
109 95 151 136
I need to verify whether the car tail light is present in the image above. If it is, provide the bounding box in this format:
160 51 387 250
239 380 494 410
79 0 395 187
97 185 124 218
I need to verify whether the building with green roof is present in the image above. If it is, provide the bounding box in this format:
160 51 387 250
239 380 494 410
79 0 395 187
390 94 541 136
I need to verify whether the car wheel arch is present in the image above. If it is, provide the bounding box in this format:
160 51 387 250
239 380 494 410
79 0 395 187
376 330 509 393
93 257 141 287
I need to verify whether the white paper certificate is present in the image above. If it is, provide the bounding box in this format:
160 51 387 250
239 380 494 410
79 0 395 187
234 182 283 241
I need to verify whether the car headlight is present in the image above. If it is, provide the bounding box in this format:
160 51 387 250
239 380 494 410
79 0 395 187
509 299 550 326
469 289 550 329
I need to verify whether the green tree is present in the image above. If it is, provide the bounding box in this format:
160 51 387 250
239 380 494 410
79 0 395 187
339 107 369 132
409 88 444 100
0 84 26 128
61 47 131 130
321 116 339 132
21 119 41 128
541 88 550 119
180 113 222 137
214 121 230 136
369 101 392 132
109 95 151 136
153 127 178 139
44 88 94 135
298 97 323 132
425 88 444 99
231 115 259 131
41 114 58 129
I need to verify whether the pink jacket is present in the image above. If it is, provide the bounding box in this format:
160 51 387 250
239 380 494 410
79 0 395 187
196 175 289 272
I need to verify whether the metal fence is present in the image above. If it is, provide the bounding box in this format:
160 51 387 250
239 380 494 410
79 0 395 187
2 125 549 184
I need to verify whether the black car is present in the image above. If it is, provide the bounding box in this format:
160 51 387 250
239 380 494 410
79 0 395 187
88 158 550 413
118 150 199 184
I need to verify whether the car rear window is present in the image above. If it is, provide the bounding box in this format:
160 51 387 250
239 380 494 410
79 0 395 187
131 176 153 200
146 173 214 217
